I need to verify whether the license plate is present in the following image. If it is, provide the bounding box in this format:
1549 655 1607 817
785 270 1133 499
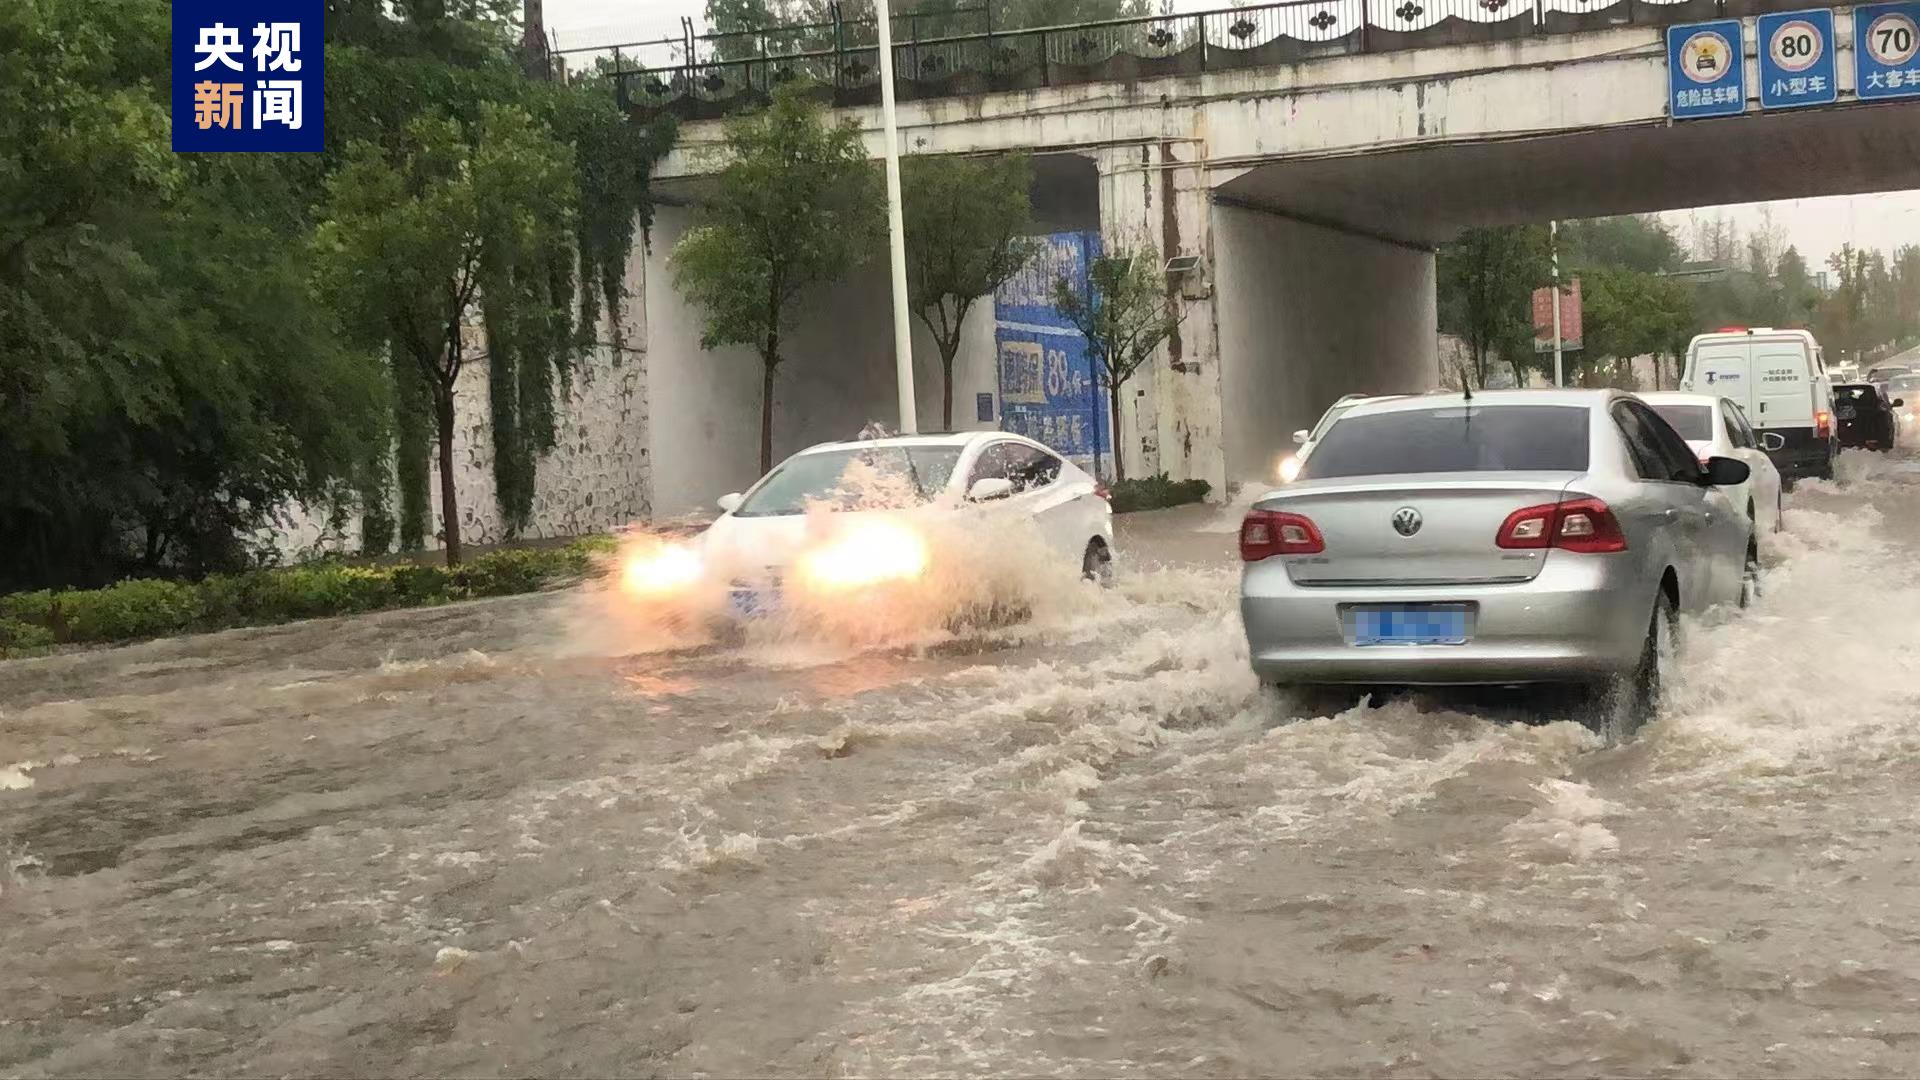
1837 406 1857 420
728 581 781 618
1344 604 1474 646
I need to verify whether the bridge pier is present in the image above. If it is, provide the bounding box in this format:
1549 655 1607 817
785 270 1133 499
1210 201 1440 484
1092 142 1226 494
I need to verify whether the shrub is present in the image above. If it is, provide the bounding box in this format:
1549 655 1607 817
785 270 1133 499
53 578 205 643
389 564 452 604
246 564 396 621
1107 473 1212 514
0 533 615 655
0 617 54 652
0 589 53 624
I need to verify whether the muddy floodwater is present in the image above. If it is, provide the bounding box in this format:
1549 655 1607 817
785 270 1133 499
9 457 1920 1077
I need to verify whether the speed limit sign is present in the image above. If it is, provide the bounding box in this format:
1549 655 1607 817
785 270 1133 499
1758 8 1837 107
1856 1 1920 99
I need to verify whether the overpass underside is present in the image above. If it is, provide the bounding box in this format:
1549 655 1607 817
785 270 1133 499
638 14 1920 510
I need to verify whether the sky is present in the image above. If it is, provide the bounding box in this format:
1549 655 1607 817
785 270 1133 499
542 0 1920 265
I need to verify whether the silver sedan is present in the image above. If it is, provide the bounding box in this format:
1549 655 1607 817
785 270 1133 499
1239 390 1754 734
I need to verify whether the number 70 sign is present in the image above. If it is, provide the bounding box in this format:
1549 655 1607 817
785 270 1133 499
1855 1 1920 100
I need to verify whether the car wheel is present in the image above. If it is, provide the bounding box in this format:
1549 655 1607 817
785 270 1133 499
1592 590 1676 741
1081 539 1114 587
1738 539 1761 609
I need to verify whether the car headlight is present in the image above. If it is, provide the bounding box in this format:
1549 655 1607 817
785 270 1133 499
620 542 703 597
1278 455 1303 483
796 519 929 591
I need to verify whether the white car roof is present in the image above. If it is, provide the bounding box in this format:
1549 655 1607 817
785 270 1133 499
791 431 999 456
1637 391 1724 408
1339 388 1625 419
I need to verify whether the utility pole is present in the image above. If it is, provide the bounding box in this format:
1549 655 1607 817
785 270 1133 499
522 0 550 81
874 0 919 433
1550 219 1565 388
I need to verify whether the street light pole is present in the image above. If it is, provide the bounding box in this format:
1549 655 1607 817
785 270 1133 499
873 0 919 434
1550 219 1565 388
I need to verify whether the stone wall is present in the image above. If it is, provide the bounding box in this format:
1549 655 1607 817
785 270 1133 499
267 257 653 559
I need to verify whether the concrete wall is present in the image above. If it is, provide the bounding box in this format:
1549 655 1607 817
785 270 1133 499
1213 203 1439 482
643 206 997 519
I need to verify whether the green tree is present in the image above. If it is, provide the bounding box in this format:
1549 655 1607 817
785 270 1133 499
1437 225 1551 389
0 0 388 589
1559 215 1682 275
1580 267 1695 389
902 154 1039 429
671 86 885 474
316 107 579 567
1052 244 1181 483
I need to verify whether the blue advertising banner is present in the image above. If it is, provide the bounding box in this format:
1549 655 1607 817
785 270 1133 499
993 232 1112 471
1855 1 1920 100
172 0 323 152
1667 20 1747 118
1758 9 1837 109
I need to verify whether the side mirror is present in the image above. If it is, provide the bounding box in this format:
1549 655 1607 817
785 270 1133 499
1701 456 1751 487
968 477 1014 502
716 492 743 513
1292 429 1310 446
1895 399 1906 408
1760 432 1787 452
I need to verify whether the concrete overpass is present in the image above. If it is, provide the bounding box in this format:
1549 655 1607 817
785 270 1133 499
624 1 1920 514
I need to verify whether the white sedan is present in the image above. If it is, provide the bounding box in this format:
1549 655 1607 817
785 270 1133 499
1642 391 1784 539
621 431 1115 624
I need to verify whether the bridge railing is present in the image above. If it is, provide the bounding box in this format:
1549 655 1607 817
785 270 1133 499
609 0 1808 118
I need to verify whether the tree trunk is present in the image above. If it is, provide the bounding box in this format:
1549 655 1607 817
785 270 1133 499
434 390 462 567
760 359 775 476
942 352 955 431
1108 380 1127 484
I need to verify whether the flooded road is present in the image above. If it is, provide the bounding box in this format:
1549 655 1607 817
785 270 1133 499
8 456 1920 1077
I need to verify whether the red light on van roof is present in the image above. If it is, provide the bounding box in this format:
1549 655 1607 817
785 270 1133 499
1715 325 1748 333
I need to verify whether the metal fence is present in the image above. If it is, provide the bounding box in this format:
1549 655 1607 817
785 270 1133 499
609 0 1829 118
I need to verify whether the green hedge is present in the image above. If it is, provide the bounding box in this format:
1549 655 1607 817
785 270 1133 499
0 539 612 657
1108 473 1212 514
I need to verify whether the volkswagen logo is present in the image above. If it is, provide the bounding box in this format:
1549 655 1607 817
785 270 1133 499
1391 507 1422 537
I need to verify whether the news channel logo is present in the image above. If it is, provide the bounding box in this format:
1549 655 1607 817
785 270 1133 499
171 1 323 152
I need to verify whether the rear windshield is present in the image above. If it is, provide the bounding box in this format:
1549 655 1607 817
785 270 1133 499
1835 385 1882 405
735 446 963 516
1298 405 1590 479
1649 404 1714 441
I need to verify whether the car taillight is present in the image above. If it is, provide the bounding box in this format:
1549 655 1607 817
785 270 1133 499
1240 509 1324 560
1816 410 1833 438
1496 497 1627 554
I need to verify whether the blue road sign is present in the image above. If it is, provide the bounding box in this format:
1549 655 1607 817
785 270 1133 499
1668 20 1747 118
171 0 323 152
1758 9 1838 108
1855 1 1920 100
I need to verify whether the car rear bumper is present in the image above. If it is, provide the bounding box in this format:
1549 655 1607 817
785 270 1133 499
1240 553 1652 686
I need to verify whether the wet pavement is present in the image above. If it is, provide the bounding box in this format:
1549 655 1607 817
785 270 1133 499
8 457 1920 1077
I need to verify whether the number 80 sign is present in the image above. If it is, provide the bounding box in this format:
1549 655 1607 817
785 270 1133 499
1856 1 1920 99
1757 8 1837 108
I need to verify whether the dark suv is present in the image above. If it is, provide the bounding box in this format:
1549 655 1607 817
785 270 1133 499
1834 383 1898 451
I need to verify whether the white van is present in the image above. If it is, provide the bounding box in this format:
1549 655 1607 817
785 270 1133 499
1680 328 1835 481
